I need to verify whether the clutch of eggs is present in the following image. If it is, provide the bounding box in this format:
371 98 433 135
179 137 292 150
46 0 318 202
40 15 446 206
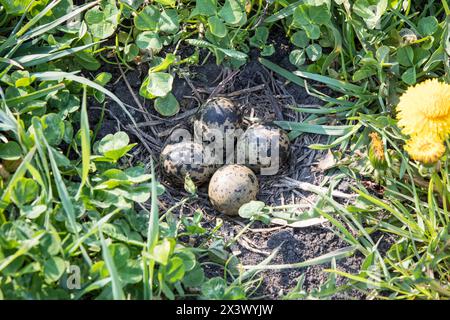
160 98 290 216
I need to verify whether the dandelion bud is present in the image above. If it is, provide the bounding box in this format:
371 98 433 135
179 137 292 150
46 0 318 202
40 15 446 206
368 132 388 170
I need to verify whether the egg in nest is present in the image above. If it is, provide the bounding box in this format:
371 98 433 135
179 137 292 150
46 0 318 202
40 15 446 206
193 98 242 160
160 141 216 185
208 165 259 216
236 123 290 174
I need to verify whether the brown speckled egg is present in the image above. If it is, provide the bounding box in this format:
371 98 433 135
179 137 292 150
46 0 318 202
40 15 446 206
208 165 259 216
236 123 290 174
160 141 216 185
193 97 242 148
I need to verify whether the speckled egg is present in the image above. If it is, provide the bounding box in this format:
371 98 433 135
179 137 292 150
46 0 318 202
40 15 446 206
193 97 242 148
208 165 259 216
160 141 217 185
236 123 290 174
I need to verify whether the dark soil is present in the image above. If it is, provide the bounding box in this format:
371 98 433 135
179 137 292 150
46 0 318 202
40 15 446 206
88 46 369 299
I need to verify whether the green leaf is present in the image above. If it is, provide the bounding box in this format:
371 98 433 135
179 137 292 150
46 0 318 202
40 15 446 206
401 67 416 85
11 178 39 206
136 31 162 51
149 54 176 72
192 0 217 17
152 238 172 265
263 57 367 95
85 0 120 39
353 0 387 29
376 46 390 63
418 16 439 36
290 30 310 48
352 67 376 82
397 46 414 67
289 49 306 67
21 205 46 219
293 5 310 26
74 51 101 71
250 27 269 48
164 257 185 283
304 24 321 40
124 44 139 61
208 16 228 38
308 4 331 25
176 250 196 271
201 277 226 299
219 0 246 25
43 256 66 283
184 175 197 195
147 72 174 97
134 5 160 31
159 9 180 34
94 72 112 86
98 132 135 161
118 260 142 284
105 184 153 203
239 201 265 219
306 43 322 61
41 113 65 146
154 93 180 117
261 44 275 56
11 71 34 87
120 0 145 9
182 264 205 287
109 244 130 269
0 141 22 161
0 0 35 15
93 73 112 103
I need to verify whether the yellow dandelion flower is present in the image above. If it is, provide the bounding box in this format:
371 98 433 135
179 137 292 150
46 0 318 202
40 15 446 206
397 79 450 139
404 134 445 164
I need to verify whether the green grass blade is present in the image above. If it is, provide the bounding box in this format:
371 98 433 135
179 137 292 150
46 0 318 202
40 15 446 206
315 208 360 247
309 124 362 150
14 42 101 67
66 211 118 255
21 2 99 42
185 39 247 60
46 145 78 234
99 230 125 300
15 0 62 37
147 160 160 249
76 85 91 199
143 159 159 299
243 246 356 271
275 121 354 136
259 58 368 96
0 57 23 69
264 1 303 23
5 83 65 107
